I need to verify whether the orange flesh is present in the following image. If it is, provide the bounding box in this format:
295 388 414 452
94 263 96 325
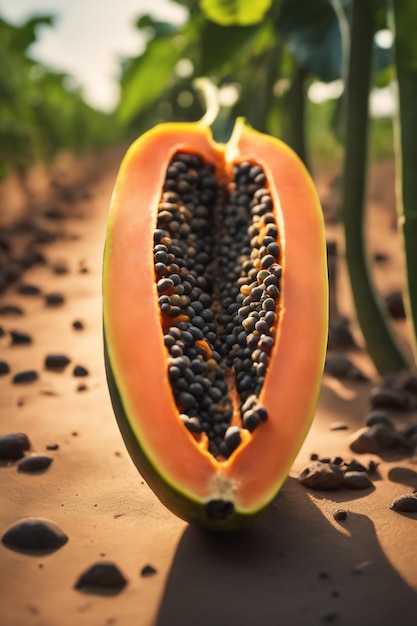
103 121 328 512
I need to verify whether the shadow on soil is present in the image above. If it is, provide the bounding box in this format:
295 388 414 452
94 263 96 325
155 478 417 626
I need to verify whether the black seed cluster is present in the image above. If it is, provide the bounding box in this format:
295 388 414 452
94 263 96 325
153 152 281 459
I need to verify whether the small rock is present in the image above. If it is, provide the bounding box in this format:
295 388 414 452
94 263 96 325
12 370 38 384
400 374 417 394
44 354 71 371
17 283 41 296
51 260 69 274
325 354 368 382
2 517 68 551
390 493 417 513
0 432 31 459
0 360 10 376
10 330 32 345
373 251 388 263
343 471 373 490
400 423 417 439
327 320 357 350
350 423 400 454
298 462 344 490
141 564 157 577
333 509 347 521
45 292 65 307
73 365 89 377
0 304 24 316
74 562 128 592
370 387 409 410
385 290 406 319
17 455 53 473
72 320 84 330
365 410 394 428
344 459 368 472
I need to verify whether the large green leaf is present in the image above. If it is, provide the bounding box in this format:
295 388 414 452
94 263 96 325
199 21 264 74
200 0 273 26
277 0 344 82
118 36 184 123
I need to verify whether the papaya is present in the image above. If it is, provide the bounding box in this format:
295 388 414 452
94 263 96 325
103 118 328 530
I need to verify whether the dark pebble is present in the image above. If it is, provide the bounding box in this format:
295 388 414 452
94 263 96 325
52 260 69 274
333 509 347 521
74 561 128 591
0 432 30 459
12 370 39 384
141 564 157 577
73 365 89 377
350 424 400 454
0 304 24 316
46 443 59 451
365 410 394 428
44 354 71 371
385 290 406 319
17 455 53 473
370 387 409 410
343 471 373 490
298 462 344 490
17 283 41 296
344 459 368 473
72 320 84 330
45 292 65 307
0 360 10 375
10 330 32 345
327 320 357 350
389 493 417 513
2 517 68 551
325 354 368 381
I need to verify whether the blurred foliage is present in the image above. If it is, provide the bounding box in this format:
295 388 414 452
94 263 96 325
0 13 121 178
1 1 397 181
117 0 394 163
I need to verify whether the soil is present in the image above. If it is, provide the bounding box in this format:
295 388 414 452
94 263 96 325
0 149 416 626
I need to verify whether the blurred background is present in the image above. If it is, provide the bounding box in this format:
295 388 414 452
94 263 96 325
0 0 396 179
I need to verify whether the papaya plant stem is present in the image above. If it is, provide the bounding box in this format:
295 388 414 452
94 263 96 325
391 0 417 366
341 0 408 374
282 61 309 170
193 78 220 128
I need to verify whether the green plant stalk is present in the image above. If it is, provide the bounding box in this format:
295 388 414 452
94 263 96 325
391 0 417 366
282 60 309 170
342 0 408 374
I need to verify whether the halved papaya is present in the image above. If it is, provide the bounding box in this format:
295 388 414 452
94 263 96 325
103 118 328 530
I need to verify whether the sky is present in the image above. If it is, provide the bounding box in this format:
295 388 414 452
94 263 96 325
1 0 187 111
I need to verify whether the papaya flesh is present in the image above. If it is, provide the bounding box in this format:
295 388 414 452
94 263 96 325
103 118 328 530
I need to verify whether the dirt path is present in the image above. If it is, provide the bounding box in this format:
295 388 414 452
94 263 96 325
0 153 416 626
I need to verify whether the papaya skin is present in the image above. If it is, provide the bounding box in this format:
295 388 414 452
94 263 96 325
103 118 328 530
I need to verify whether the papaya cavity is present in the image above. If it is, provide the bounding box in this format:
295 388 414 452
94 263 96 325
155 151 281 460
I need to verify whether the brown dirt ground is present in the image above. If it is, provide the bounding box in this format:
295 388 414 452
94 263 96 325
0 150 416 626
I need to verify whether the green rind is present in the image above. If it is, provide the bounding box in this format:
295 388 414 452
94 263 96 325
103 327 258 532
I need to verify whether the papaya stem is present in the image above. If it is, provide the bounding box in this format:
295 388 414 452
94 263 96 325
341 0 408 374
193 78 220 128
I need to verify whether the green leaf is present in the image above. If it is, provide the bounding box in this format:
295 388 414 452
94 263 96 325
200 21 262 74
277 0 344 82
200 0 272 26
118 36 184 123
